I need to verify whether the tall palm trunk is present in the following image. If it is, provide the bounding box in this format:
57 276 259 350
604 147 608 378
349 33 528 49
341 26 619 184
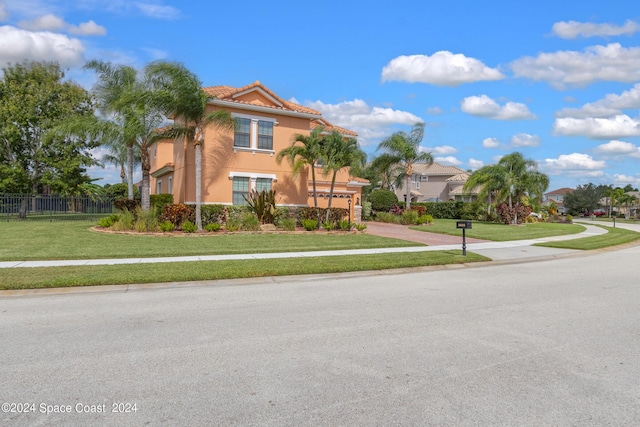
195 142 203 231
140 143 150 211
325 171 338 222
405 172 411 211
126 144 134 199
310 166 318 208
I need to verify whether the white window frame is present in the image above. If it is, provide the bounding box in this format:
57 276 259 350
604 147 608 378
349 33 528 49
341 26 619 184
156 179 162 194
168 176 173 194
231 113 277 155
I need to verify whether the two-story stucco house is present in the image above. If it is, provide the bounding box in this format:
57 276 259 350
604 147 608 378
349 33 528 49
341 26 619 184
148 81 368 221
393 162 476 203
543 187 573 214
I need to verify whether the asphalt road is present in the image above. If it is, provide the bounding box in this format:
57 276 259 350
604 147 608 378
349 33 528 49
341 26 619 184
2 245 639 426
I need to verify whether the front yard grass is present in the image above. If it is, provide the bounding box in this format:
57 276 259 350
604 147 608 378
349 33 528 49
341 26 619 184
535 225 640 250
0 251 489 290
0 222 420 261
410 219 584 241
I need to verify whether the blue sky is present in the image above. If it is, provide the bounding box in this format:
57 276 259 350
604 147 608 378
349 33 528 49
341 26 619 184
2 0 640 191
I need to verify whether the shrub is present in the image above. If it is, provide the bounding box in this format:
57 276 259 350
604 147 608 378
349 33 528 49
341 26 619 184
241 213 260 231
245 189 280 224
298 207 324 221
390 204 404 216
150 194 174 214
134 207 160 232
354 223 367 231
410 205 426 216
416 214 434 225
279 217 296 231
375 212 400 223
401 210 419 225
114 198 140 214
97 214 119 228
181 220 197 233
338 219 352 231
321 220 335 230
225 218 241 232
105 183 139 200
460 201 487 221
566 214 573 223
159 220 175 232
201 205 225 226
362 201 372 219
204 222 221 232
111 209 135 231
496 203 532 225
413 201 464 219
301 218 318 231
369 189 398 212
162 204 194 227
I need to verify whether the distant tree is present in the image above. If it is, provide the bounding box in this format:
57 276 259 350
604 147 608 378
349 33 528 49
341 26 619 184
0 61 98 194
604 187 625 217
623 184 638 192
564 183 604 215
377 122 433 211
618 193 638 218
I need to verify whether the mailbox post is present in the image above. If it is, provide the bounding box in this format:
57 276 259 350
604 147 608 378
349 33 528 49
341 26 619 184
456 221 472 255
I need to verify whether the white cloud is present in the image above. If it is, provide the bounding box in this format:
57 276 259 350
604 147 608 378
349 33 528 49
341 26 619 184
434 156 462 166
594 140 640 158
381 51 504 86
426 106 443 115
556 83 640 118
510 133 540 147
17 13 106 36
612 174 640 185
134 2 179 19
483 137 500 148
468 158 484 170
0 25 85 68
68 20 106 36
426 145 457 155
541 153 606 176
461 95 536 120
142 47 168 60
552 20 640 39
511 43 640 89
18 13 65 31
553 114 640 139
304 98 422 147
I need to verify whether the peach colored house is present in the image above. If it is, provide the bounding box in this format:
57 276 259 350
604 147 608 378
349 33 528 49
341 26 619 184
149 81 367 221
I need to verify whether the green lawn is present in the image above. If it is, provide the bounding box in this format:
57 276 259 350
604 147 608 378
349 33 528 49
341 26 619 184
410 219 585 241
535 225 640 250
0 251 489 290
0 222 420 261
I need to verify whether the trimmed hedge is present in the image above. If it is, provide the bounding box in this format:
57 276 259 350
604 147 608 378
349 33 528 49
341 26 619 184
369 189 398 211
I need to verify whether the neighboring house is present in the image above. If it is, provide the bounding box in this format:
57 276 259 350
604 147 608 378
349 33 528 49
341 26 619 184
392 162 476 203
543 187 573 214
149 81 367 221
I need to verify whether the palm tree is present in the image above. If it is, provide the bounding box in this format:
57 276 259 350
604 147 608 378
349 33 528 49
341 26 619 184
463 164 505 215
605 187 625 217
467 152 549 224
103 141 141 184
320 131 366 221
617 193 637 218
144 61 235 230
376 122 433 210
369 154 404 190
84 60 139 200
276 126 325 208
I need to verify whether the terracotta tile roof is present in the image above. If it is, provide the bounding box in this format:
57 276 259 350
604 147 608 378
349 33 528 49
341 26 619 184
203 81 321 116
446 173 470 182
545 187 574 195
449 185 479 195
412 162 467 176
311 118 358 137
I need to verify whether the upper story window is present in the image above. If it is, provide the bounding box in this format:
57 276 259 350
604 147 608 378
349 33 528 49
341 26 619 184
231 113 277 153
234 118 251 148
257 121 273 150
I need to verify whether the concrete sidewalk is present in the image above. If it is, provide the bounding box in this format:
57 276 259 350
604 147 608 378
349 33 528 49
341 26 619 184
0 223 613 269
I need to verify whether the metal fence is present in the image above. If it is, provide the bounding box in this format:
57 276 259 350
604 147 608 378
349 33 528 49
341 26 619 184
1 194 117 222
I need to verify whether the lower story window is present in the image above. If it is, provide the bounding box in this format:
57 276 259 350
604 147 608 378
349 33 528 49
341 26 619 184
156 180 162 194
256 178 272 193
232 177 250 205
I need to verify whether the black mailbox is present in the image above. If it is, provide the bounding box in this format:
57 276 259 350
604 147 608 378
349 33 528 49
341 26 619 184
456 221 472 229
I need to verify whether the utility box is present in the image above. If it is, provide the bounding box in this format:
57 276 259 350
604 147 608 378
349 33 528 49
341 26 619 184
456 220 472 229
